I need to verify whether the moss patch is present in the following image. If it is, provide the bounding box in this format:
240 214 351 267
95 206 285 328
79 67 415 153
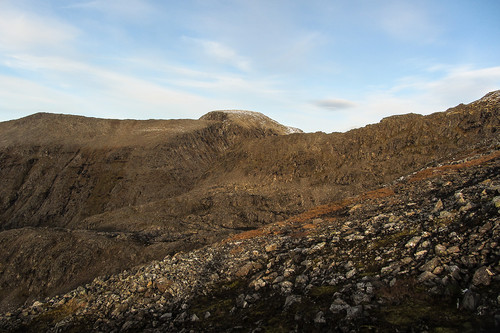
18 299 93 333
309 285 339 298
371 228 418 249
376 297 493 332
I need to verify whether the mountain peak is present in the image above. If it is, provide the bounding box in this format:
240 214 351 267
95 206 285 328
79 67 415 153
200 110 302 134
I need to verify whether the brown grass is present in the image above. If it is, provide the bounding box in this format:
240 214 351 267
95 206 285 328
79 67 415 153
226 185 396 242
409 150 500 182
290 187 395 224
227 228 271 241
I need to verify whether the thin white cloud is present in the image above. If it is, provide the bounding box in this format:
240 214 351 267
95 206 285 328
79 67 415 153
343 65 500 131
0 6 77 53
91 55 281 99
419 66 500 105
0 74 89 120
385 66 500 109
184 37 251 72
0 54 222 119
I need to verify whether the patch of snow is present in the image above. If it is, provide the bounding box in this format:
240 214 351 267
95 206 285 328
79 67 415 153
214 110 303 134
284 126 303 134
218 110 264 117
474 90 500 104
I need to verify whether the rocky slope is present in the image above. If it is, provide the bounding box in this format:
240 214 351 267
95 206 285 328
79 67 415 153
1 145 499 332
0 110 298 311
0 91 498 315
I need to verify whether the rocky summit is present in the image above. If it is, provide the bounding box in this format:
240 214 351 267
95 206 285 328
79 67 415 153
0 91 499 332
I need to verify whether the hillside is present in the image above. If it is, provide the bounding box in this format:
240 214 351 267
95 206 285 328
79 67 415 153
0 110 298 311
0 91 499 316
1 145 499 332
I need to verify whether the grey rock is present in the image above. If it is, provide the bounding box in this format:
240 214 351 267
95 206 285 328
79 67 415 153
455 192 466 204
420 257 440 272
265 243 278 252
236 294 248 308
160 312 172 320
314 311 326 324
447 246 460 254
346 268 357 279
433 199 444 212
353 291 371 305
439 210 453 219
418 271 437 282
346 305 363 319
414 250 428 259
272 275 284 284
284 294 302 309
449 265 462 281
174 312 188 322
435 244 447 256
329 298 349 313
280 280 293 294
472 266 492 286
405 236 422 248
235 262 256 277
295 274 308 285
120 320 137 331
461 290 480 311
492 196 500 208
432 266 444 275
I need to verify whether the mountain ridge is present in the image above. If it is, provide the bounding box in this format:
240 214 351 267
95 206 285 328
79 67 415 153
0 91 498 318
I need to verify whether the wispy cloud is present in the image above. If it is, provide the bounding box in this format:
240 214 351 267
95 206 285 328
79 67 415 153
184 37 251 72
349 65 500 130
0 5 77 53
314 98 357 110
302 65 500 133
0 74 87 120
0 54 221 119
387 65 500 108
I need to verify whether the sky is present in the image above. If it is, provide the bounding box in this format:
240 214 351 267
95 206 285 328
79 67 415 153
1 0 500 133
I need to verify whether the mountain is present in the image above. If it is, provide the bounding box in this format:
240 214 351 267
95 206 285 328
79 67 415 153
0 110 299 311
1 131 499 332
0 91 498 325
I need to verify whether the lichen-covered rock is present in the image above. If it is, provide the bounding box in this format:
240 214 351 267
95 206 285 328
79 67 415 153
472 266 493 286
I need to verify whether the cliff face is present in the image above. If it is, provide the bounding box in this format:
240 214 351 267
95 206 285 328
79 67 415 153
0 92 498 313
0 111 295 230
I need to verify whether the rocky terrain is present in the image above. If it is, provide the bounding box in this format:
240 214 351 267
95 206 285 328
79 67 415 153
0 91 498 327
1 142 499 332
0 110 300 310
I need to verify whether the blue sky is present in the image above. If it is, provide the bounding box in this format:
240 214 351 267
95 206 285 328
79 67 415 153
1 0 499 132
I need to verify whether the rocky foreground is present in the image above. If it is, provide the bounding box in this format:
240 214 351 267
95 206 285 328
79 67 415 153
1 146 499 332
